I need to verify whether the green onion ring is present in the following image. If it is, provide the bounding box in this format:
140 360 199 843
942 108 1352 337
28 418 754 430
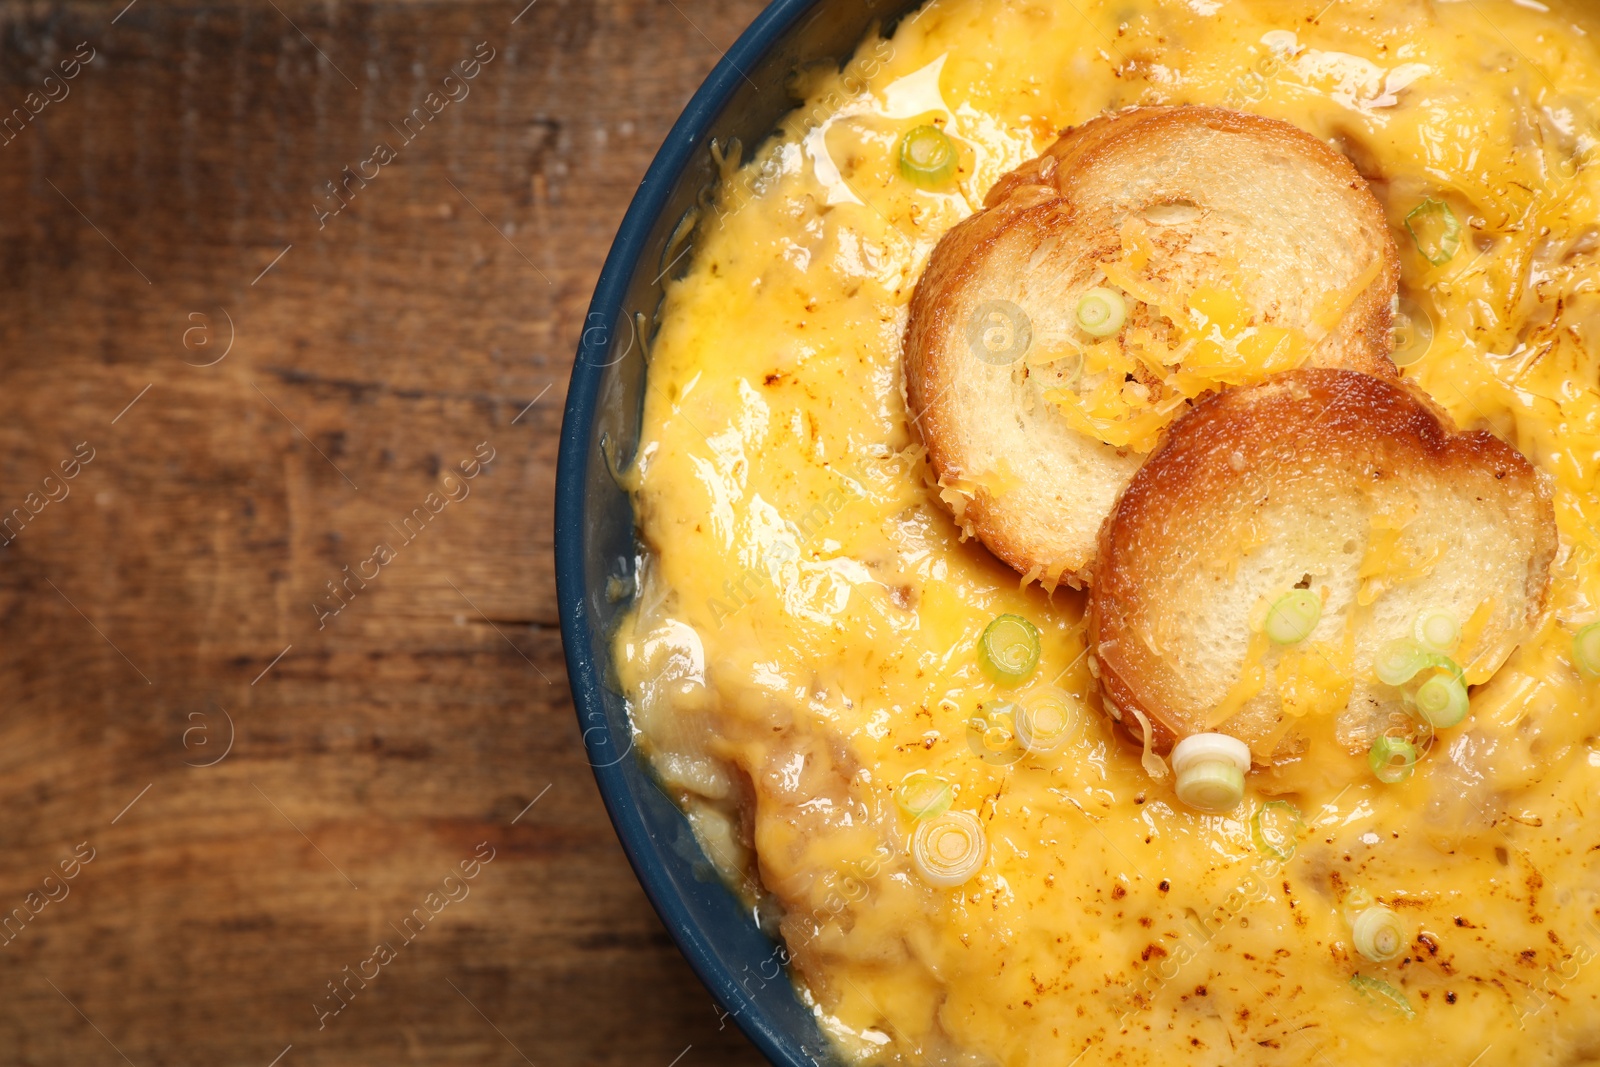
1174 761 1245 814
1352 905 1408 963
1014 688 1077 754
1375 639 1463 688
979 614 1041 684
1342 885 1375 924
1405 198 1462 267
1264 589 1322 645
1075 287 1127 338
1350 974 1416 1019
910 810 987 887
1412 671 1469 729
896 771 954 821
1251 800 1306 862
1374 638 1430 686
1368 736 1418 784
1414 608 1461 654
898 125 958 188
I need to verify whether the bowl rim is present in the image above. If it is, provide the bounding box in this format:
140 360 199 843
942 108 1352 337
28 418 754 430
554 2 839 1064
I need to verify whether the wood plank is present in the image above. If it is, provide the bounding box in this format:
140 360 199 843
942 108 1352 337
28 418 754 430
0 0 771 1062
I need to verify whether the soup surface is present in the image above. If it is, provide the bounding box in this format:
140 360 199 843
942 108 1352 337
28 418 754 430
613 2 1600 1063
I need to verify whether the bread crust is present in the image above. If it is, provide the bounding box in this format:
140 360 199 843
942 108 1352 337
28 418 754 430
1088 368 1558 765
905 105 1402 587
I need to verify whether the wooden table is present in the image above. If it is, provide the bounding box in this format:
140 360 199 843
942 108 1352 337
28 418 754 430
0 0 768 1062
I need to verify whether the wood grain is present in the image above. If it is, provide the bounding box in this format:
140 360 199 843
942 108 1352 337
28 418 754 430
0 0 769 1062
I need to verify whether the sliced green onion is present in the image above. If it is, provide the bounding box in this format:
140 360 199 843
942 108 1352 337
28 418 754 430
1014 688 1077 754
1574 622 1600 678
896 771 953 820
1377 641 1468 729
1350 974 1416 1019
1352 905 1408 962
898 125 958 188
1405 198 1462 267
1171 733 1251 814
1075 287 1127 338
1414 608 1461 653
1431 655 1464 685
1368 736 1418 784
1176 762 1244 813
910 810 987 887
1374 638 1430 686
1413 671 1469 728
1342 885 1375 924
979 614 1041 684
1251 799 1306 862
1264 589 1322 645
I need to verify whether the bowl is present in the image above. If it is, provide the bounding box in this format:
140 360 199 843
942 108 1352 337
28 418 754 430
554 1 924 1063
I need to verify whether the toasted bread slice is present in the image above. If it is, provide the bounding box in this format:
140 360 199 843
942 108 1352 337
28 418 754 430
904 105 1401 588
1088 368 1557 777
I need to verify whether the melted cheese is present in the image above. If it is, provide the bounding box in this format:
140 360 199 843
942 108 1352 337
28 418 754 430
614 2 1600 1064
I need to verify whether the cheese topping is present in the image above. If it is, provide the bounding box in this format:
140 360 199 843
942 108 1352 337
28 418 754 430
614 2 1600 1064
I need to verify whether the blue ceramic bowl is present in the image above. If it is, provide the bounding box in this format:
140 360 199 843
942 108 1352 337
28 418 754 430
555 1 923 1063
